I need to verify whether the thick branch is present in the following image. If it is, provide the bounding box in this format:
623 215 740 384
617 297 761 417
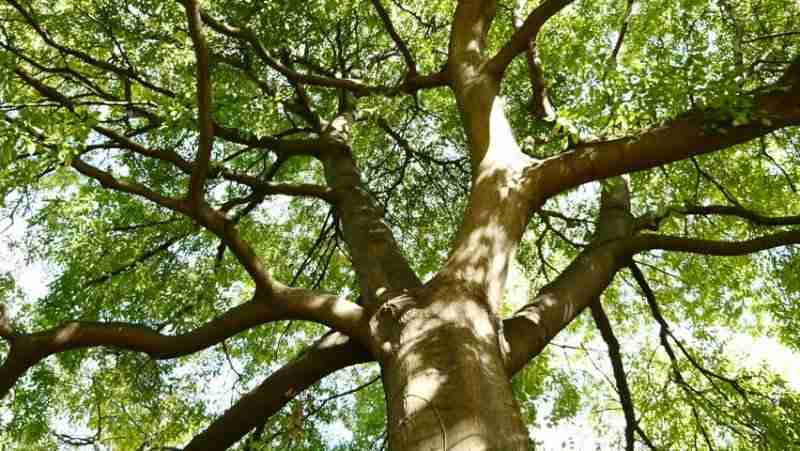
505 178 633 373
507 4 556 121
1 298 276 399
680 204 800 226
0 305 13 340
535 61 800 199
628 230 800 256
0 287 367 401
487 0 574 77
184 333 370 450
524 42 555 120
320 115 421 306
449 0 497 71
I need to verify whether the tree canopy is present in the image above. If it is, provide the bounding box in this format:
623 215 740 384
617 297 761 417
1 0 800 449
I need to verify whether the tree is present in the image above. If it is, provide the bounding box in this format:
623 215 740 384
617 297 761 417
1 0 799 449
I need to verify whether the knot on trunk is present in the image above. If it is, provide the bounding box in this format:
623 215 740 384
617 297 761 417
368 291 421 357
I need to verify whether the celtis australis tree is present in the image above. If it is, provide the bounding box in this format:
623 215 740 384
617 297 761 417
1 0 800 449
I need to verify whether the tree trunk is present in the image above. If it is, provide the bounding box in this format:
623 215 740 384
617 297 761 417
372 283 530 451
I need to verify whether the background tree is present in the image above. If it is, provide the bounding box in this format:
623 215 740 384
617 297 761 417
1 0 800 449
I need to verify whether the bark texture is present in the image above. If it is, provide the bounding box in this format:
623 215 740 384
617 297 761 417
3 1 800 450
374 285 528 451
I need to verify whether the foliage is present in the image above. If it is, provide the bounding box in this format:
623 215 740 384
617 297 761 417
1 0 799 449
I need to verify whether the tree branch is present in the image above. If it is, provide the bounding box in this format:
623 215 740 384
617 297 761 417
370 0 417 73
3 100 331 208
319 114 421 307
508 4 556 121
629 230 800 256
486 0 574 77
212 122 328 158
0 297 275 399
590 300 655 451
71 158 187 213
0 285 369 401
608 0 635 65
679 204 800 226
0 304 14 340
4 0 175 98
184 333 370 450
535 59 800 199
181 0 216 210
449 0 498 70
9 69 365 340
200 10 446 97
83 232 191 289
630 263 758 444
504 178 634 373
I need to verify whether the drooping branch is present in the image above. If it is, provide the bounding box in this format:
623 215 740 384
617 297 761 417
0 298 268 398
590 300 656 451
486 0 574 77
535 59 800 199
181 0 216 210
629 263 763 444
